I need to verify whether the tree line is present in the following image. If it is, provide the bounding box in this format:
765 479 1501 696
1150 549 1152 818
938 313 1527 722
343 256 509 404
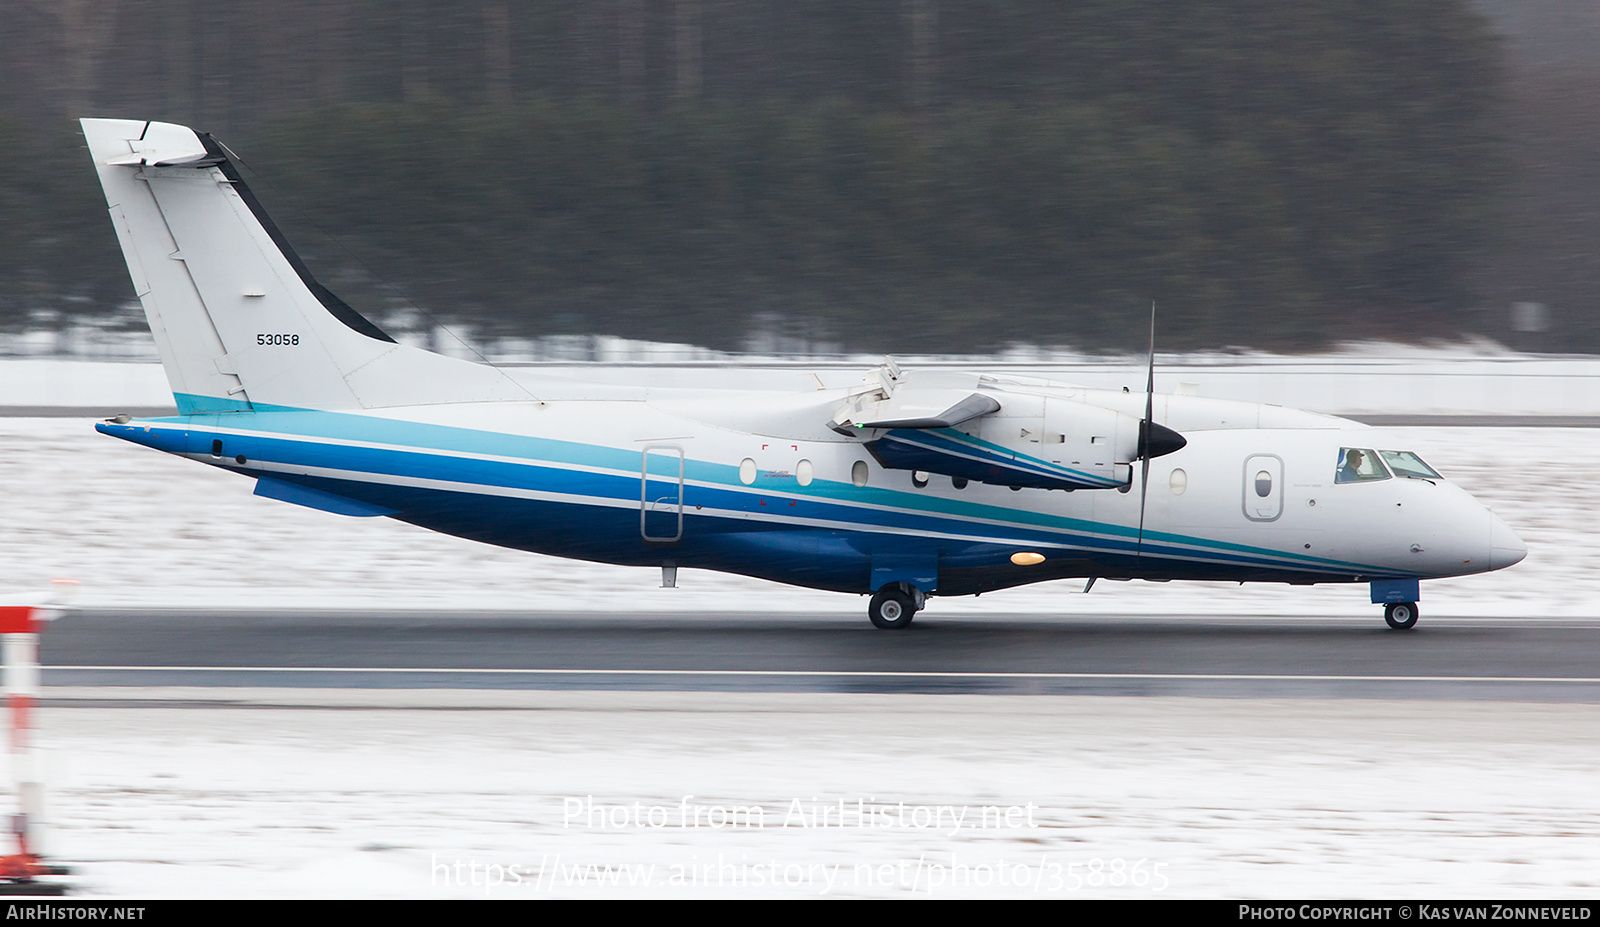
0 1 1506 352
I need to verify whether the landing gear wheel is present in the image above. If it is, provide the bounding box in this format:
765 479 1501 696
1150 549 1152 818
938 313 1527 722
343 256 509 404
1384 601 1419 631
868 588 916 630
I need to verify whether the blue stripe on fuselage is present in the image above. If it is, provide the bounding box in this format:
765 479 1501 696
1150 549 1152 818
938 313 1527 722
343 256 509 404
98 400 1410 590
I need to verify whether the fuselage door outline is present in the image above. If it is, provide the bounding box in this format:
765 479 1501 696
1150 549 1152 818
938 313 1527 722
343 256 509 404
641 445 685 544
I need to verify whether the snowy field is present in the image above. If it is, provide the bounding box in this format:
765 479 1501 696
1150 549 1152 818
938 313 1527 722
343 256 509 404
1 355 1598 898
24 693 1600 899
0 416 1584 617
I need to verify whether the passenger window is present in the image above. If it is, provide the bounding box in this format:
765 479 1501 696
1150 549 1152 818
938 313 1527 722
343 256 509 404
1377 450 1442 480
1335 447 1390 484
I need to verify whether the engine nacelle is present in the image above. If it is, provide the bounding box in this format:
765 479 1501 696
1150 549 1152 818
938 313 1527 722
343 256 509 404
865 392 1142 490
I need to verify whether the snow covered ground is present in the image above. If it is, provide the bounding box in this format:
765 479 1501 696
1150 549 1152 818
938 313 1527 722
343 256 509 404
1 354 1597 899
27 693 1600 899
0 416 1582 617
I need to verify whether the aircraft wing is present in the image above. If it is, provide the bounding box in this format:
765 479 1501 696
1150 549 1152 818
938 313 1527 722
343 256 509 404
832 388 1001 431
864 427 1129 490
829 367 1135 491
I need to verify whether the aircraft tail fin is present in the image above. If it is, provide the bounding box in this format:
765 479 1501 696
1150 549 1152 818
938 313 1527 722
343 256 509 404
81 118 530 413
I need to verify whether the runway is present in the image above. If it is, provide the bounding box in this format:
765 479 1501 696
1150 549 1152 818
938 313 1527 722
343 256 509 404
31 608 1600 897
42 609 1600 701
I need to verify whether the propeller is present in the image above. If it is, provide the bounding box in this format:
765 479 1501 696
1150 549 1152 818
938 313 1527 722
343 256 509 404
1135 302 1187 559
1136 304 1156 559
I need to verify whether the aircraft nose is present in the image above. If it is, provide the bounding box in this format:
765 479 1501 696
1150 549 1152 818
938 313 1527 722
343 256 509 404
1489 511 1527 570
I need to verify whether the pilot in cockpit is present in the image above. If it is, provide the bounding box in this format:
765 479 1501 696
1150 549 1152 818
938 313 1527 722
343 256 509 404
1337 449 1367 483
1336 447 1390 484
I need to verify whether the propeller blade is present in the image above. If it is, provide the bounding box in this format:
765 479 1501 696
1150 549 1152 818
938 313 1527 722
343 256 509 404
1144 302 1156 434
1137 451 1152 557
1137 302 1156 558
1133 303 1188 461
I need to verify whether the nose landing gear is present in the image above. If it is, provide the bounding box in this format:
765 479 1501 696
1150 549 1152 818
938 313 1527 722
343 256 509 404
1371 580 1421 631
868 583 923 629
1384 601 1419 631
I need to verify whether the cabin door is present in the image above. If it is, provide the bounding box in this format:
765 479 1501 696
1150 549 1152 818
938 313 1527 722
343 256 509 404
641 445 684 543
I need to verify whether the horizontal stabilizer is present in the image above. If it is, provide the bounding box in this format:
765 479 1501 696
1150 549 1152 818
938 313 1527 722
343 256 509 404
100 121 211 167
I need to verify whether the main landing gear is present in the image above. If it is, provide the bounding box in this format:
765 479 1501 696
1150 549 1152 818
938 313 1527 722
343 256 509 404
1384 601 1419 631
868 583 924 630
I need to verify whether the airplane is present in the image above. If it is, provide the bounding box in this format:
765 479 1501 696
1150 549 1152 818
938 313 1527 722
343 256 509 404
79 118 1526 631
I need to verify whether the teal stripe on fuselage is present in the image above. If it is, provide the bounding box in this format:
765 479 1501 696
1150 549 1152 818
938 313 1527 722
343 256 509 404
137 396 1403 578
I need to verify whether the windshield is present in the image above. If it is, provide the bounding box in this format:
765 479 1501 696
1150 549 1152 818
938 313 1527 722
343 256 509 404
1378 450 1442 480
1335 447 1390 483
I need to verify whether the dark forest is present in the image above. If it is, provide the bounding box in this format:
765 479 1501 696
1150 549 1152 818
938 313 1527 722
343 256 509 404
1 1 1550 352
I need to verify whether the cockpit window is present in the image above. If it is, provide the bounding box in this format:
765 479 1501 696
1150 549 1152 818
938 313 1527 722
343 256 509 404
1335 447 1390 483
1378 450 1442 480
